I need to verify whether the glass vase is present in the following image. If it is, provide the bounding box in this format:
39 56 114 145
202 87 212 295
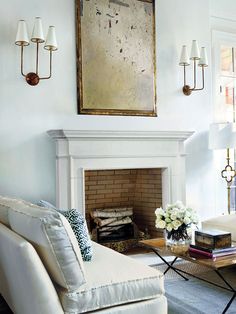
165 225 192 246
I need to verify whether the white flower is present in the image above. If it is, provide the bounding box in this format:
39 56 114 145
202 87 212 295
172 220 182 230
183 216 191 225
175 200 184 209
166 203 172 209
155 214 162 222
156 220 166 229
166 223 174 232
192 214 199 224
170 213 177 221
155 207 165 216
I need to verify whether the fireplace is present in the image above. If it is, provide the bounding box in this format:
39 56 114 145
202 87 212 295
84 168 162 239
48 130 193 249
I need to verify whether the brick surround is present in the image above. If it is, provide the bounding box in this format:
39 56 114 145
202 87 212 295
85 168 162 237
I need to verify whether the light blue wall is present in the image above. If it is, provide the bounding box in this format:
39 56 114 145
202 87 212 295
0 0 217 219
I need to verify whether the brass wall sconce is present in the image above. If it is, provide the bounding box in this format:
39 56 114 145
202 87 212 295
179 40 208 96
15 17 58 86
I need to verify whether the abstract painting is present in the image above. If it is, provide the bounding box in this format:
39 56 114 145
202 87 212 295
77 0 156 116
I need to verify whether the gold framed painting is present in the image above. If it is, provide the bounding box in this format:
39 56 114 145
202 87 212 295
76 0 156 116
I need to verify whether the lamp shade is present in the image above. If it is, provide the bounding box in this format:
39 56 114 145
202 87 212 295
15 20 29 46
44 26 58 51
31 17 45 43
198 47 208 67
179 45 190 66
190 40 200 60
209 123 236 150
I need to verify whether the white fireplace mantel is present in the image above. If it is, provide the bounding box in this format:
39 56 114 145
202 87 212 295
48 129 194 214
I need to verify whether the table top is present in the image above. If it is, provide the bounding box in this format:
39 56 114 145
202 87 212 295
139 238 236 270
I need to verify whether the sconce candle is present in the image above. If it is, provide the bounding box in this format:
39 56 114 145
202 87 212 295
198 47 208 67
190 40 200 60
15 20 29 46
31 17 45 43
15 17 58 86
44 26 58 51
179 40 208 96
179 45 190 66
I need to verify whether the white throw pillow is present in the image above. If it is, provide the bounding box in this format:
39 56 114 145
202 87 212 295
7 201 86 291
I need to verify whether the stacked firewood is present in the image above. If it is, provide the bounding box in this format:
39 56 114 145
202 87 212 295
90 207 134 241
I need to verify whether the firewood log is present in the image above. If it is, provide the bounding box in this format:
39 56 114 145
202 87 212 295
94 217 118 227
91 208 133 218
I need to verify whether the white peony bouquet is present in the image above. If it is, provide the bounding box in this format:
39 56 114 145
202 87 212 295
155 201 198 241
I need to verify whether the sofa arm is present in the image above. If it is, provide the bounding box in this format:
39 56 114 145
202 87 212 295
0 223 64 314
202 213 236 242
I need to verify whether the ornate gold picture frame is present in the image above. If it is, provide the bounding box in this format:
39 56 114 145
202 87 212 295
76 0 156 116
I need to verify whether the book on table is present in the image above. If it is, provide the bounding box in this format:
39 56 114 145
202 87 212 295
189 244 236 259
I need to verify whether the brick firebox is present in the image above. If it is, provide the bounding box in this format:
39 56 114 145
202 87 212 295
85 168 162 238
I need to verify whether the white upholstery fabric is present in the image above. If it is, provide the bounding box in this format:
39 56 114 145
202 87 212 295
7 201 86 291
90 296 167 314
58 242 165 313
202 213 236 241
0 223 64 314
0 196 26 226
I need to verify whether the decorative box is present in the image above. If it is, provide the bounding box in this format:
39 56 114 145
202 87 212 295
195 229 231 249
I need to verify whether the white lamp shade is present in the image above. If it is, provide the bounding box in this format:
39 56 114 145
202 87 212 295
190 40 200 60
179 45 190 66
198 47 208 67
31 17 45 43
44 26 58 51
15 20 29 46
209 123 236 150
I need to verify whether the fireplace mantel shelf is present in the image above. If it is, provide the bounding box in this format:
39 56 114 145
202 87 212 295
48 129 193 212
47 129 194 141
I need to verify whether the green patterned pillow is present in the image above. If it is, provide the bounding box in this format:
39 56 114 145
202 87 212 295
59 209 93 262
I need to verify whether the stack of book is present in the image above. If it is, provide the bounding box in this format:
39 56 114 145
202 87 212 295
189 229 236 259
189 244 236 258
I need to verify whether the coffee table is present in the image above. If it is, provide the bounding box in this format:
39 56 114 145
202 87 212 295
140 238 236 314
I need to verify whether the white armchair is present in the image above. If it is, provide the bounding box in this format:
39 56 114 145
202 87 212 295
202 213 236 241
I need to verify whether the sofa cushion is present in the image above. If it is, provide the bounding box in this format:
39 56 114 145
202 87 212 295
38 200 93 262
0 196 33 227
57 242 165 313
38 199 57 210
202 213 236 241
7 201 86 291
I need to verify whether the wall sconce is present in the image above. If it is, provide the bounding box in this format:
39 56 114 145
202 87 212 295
179 40 208 96
15 17 58 86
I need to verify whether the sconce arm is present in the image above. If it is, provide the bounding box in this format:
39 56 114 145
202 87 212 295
192 59 197 89
183 65 205 95
40 50 52 80
20 45 26 77
192 66 205 91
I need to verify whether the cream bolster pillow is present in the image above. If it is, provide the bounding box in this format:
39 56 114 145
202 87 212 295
8 205 86 291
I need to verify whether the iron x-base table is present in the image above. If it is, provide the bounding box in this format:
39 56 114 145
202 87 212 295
140 238 236 314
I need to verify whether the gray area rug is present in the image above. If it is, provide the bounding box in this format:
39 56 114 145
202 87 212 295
156 261 236 314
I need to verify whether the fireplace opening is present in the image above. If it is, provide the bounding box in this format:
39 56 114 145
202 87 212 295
85 168 163 252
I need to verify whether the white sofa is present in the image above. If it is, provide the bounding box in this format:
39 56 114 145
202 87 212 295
202 213 236 241
0 196 167 314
